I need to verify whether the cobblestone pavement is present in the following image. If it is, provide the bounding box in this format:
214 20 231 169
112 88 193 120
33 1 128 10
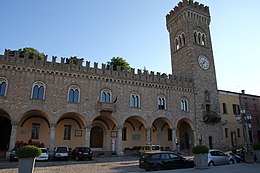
1 157 260 173
0 156 144 173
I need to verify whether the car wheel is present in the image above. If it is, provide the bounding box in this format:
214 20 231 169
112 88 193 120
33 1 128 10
229 159 234 164
154 165 162 171
75 156 79 161
208 161 214 167
145 168 151 171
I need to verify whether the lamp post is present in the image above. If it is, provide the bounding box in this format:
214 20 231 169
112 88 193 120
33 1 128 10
235 109 254 162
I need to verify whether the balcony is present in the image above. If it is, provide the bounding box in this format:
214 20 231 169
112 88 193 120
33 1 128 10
96 102 116 113
203 111 221 123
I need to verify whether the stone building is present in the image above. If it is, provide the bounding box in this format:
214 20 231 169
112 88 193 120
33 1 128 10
0 0 223 158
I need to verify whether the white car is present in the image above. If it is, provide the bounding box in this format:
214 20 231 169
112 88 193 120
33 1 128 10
36 148 49 161
208 149 234 166
54 146 69 161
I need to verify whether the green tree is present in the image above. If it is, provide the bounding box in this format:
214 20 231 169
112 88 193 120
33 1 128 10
65 56 84 65
19 47 45 60
107 57 131 71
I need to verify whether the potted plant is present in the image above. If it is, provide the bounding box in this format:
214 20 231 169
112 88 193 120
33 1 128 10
253 144 260 163
192 145 209 169
16 145 41 173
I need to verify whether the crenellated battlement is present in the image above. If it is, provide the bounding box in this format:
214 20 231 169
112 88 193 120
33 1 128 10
166 0 210 25
0 49 194 90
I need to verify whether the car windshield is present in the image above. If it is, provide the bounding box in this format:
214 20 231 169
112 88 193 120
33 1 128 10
57 147 67 151
41 149 47 153
152 145 160 150
79 148 90 152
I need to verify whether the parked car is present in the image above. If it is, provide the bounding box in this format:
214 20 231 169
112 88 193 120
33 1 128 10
36 148 49 161
53 146 69 161
10 148 18 162
71 147 92 161
208 149 234 166
139 144 160 156
139 151 194 171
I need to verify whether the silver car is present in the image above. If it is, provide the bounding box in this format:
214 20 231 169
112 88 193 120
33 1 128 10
208 149 234 166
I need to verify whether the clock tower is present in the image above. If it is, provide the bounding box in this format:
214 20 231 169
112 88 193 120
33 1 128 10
166 0 223 148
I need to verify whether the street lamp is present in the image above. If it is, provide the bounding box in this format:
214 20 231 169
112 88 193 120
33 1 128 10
235 109 252 151
235 109 254 162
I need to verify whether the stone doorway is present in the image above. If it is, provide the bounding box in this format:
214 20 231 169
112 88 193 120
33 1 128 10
90 126 103 148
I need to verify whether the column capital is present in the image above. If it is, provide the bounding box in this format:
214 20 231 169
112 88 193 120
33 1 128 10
11 121 18 126
50 123 57 128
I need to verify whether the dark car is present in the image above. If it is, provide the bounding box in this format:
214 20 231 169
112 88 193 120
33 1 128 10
10 148 18 162
71 147 92 161
139 151 194 171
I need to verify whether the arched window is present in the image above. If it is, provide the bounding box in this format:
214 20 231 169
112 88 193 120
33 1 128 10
194 31 197 43
181 98 189 111
0 78 7 96
158 95 166 110
130 92 140 108
31 81 45 100
101 89 111 103
178 36 182 47
68 85 80 103
202 34 206 46
175 38 179 50
182 33 186 46
198 33 201 44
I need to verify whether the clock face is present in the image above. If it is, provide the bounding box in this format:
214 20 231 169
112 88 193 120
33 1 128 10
198 55 209 70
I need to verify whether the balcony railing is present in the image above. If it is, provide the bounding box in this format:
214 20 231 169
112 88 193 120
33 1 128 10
96 102 116 112
203 111 221 123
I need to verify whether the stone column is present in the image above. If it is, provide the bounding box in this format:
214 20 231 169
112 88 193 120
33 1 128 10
6 121 18 159
146 127 151 143
49 123 56 156
85 125 91 147
8 121 18 150
117 126 124 156
171 128 177 151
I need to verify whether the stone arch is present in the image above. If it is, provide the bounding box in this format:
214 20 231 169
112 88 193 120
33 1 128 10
55 112 86 148
90 115 119 151
122 115 147 150
17 109 50 148
176 118 195 154
0 109 11 156
151 117 174 150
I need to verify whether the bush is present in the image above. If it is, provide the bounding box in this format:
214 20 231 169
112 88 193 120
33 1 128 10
192 145 209 154
16 145 41 158
253 144 260 150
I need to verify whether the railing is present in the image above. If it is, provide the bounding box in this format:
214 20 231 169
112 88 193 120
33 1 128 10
203 111 221 123
96 102 116 112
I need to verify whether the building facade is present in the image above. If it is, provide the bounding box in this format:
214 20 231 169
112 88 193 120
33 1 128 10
218 90 244 150
0 0 223 158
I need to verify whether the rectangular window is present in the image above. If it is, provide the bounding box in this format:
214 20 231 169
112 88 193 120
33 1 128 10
64 125 71 140
167 129 172 141
237 128 241 138
222 103 227 114
31 123 40 139
122 127 127 141
232 104 240 114
225 128 228 138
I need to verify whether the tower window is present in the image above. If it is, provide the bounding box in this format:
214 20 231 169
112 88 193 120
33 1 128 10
174 33 186 50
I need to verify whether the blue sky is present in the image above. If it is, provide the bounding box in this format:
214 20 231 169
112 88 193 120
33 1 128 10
1 0 260 96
